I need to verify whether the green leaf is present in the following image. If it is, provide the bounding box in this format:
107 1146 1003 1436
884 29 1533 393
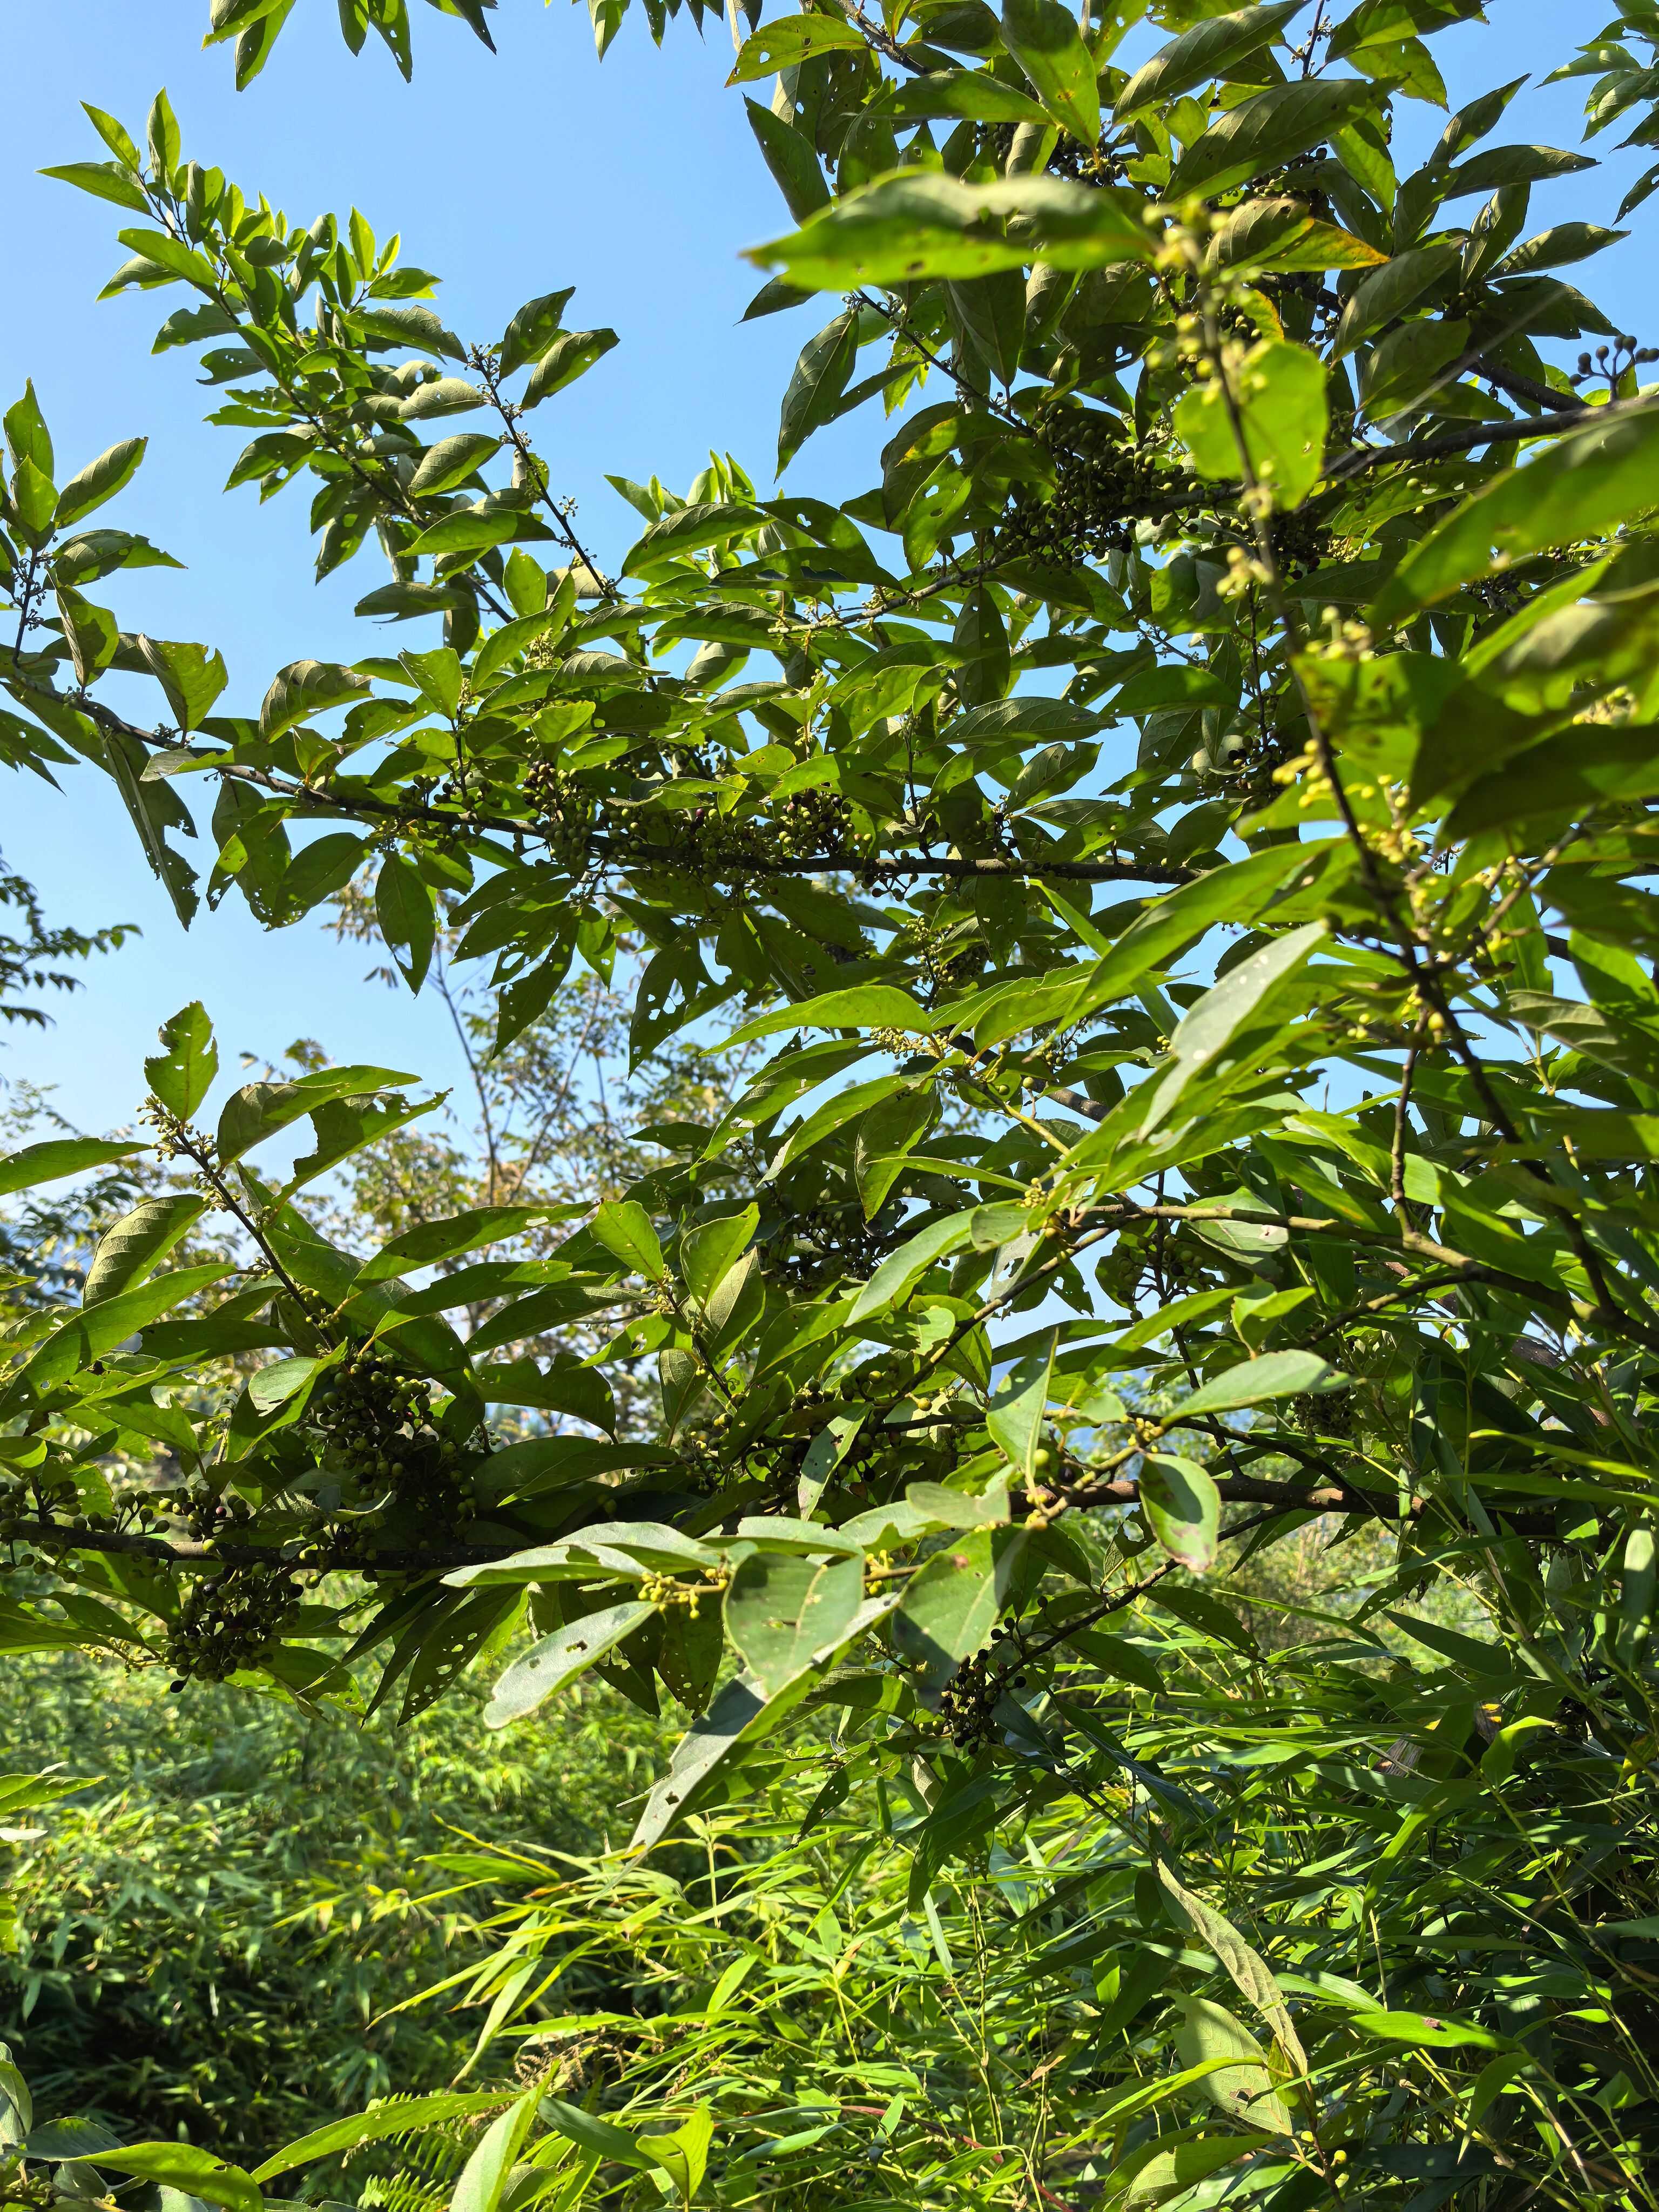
1351 2009 1510 2049
681 1204 759 1305
1169 80 1377 199
4 381 52 477
537 2097 659 2174
216 1066 416 1166
1140 1454 1221 1574
146 88 181 177
747 173 1152 289
1444 143 1595 195
485 1601 658 1726
885 71 1049 123
54 589 120 685
1360 315 1470 419
1332 240 1460 356
9 457 58 547
145 1001 218 1118
631 1668 821 1850
725 1550 864 1698
1001 0 1101 141
408 431 502 497
357 1205 569 1283
1377 408 1659 617
591 1198 667 1280
521 329 619 410
1173 1999 1294 2134
84 1193 207 1305
1179 1349 1345 1415
39 161 150 214
745 99 832 224
354 303 467 361
893 1526 1023 1690
114 226 218 289
137 636 228 731
848 1212 976 1325
252 2096 512 2186
1136 920 1327 1136
497 287 575 377
1175 338 1328 507
64 2146 258 2212
726 984 932 1045
53 437 146 529
0 1138 145 1198
260 659 370 741
1116 1 1303 117
375 854 436 993
728 12 865 82
986 1331 1054 1478
399 377 490 420
451 2092 541 2212
778 311 859 473
638 2107 713 2204
1157 1862 1308 2074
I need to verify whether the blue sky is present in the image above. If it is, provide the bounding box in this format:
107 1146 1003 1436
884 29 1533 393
1 0 1649 1136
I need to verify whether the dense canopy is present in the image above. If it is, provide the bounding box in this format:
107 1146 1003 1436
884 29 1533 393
4 0 1659 2204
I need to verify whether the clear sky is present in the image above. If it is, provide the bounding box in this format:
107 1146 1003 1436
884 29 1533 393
1 0 1648 1136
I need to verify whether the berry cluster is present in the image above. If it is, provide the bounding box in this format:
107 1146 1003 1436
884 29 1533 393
311 1347 473 1535
939 1648 1008 1751
671 788 858 879
1267 506 1336 582
522 758 594 869
999 425 1172 567
166 1561 299 1684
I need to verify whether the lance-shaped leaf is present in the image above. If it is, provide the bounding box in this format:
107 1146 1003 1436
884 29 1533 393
522 329 618 410
1139 1453 1221 1574
485 1600 659 1727
1169 79 1377 199
61 2146 260 2212
1178 1348 1346 1415
252 2093 512 2185
145 1000 218 1118
356 1204 573 1283
1157 1861 1309 2078
725 1549 864 1698
354 302 467 360
0 1138 145 1198
84 1193 207 1305
848 1212 976 1324
986 1331 1054 1478
450 2090 541 2212
1001 0 1100 142
1173 2000 1295 2135
16 1265 233 1395
138 636 228 731
53 436 146 529
1135 921 1327 1136
497 286 576 376
747 172 1153 290
893 1526 1026 1690
778 310 859 473
1376 407 1659 617
1116 0 1303 118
